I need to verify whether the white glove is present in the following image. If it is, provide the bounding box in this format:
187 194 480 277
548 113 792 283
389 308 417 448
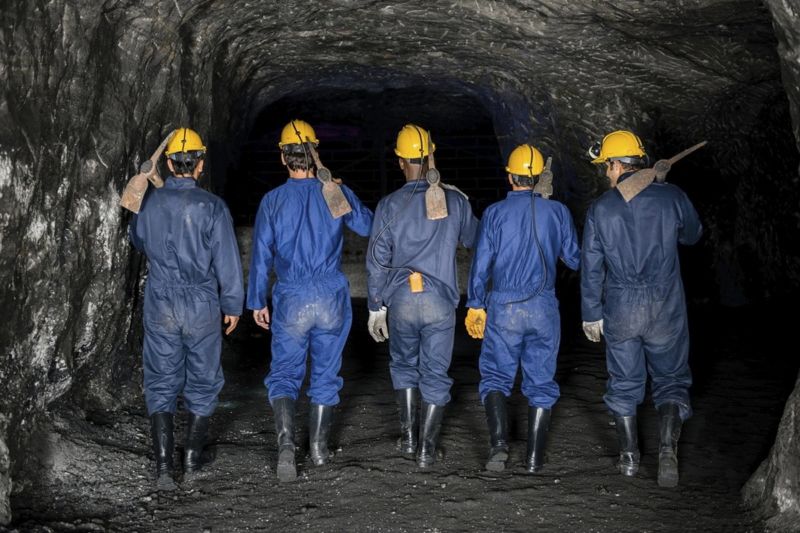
582 320 604 343
368 306 389 342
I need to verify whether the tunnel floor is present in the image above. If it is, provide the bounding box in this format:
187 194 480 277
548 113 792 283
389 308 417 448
7 295 795 532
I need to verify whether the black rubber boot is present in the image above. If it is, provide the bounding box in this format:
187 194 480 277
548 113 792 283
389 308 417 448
657 403 682 488
183 413 210 479
484 391 509 472
614 415 640 477
272 397 297 482
150 412 177 491
525 406 551 473
309 403 334 466
396 388 419 458
417 402 445 468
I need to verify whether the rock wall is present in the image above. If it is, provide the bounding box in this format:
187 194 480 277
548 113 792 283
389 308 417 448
0 1 202 522
0 0 799 525
741 2 800 530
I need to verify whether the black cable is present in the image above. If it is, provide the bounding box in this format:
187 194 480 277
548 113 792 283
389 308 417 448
530 188 547 297
368 126 427 274
528 145 547 297
507 146 547 304
290 120 311 174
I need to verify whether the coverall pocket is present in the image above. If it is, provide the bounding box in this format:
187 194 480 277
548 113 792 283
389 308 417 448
189 296 219 328
143 292 179 334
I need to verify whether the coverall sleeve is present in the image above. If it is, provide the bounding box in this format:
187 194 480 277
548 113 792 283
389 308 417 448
466 214 494 309
128 213 144 252
366 200 392 312
580 204 606 322
211 202 245 317
128 188 153 252
458 198 480 249
341 185 374 237
246 197 275 311
559 206 581 271
677 190 703 246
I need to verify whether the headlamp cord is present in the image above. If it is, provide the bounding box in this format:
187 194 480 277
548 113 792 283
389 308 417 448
368 126 426 275
529 145 547 298
291 120 312 176
506 145 547 305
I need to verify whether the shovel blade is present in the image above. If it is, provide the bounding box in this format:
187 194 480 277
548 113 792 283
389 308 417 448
147 171 164 188
322 182 352 219
616 168 656 203
425 185 448 220
119 173 149 213
534 169 553 199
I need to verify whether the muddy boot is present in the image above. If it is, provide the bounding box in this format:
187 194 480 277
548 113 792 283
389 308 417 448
484 391 509 472
657 403 682 488
396 388 419 459
614 415 640 477
309 403 334 466
272 397 297 482
183 413 210 481
417 402 445 469
525 406 551 473
150 412 177 491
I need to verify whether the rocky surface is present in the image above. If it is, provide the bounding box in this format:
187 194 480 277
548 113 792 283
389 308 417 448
2 299 796 532
1 0 800 528
740 2 800 530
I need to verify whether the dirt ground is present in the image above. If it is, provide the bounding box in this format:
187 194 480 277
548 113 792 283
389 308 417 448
5 292 796 533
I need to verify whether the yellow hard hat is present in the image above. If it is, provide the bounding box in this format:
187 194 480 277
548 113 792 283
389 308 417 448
394 124 435 159
165 128 206 156
279 119 319 148
589 130 646 164
506 144 544 176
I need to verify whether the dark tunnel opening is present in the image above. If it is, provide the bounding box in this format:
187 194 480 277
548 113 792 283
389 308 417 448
223 86 505 224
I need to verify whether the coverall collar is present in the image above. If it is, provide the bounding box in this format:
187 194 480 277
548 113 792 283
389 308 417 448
401 179 428 189
507 189 542 198
287 177 318 185
165 176 198 189
616 171 637 185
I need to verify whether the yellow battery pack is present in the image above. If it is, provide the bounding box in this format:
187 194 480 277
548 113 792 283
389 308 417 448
408 272 424 293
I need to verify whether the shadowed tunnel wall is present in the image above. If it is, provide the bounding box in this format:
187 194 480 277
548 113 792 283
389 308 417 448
1 0 800 527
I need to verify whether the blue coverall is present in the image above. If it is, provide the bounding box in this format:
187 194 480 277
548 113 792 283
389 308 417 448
247 178 373 406
581 173 702 420
130 176 244 417
367 180 479 406
467 191 580 408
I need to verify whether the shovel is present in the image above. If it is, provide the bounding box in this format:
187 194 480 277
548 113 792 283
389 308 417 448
307 143 352 219
120 132 174 213
616 141 707 202
534 156 553 199
424 135 448 220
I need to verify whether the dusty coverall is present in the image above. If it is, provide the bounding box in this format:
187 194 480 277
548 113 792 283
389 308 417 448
467 190 580 407
130 176 244 417
247 178 373 406
581 172 702 420
367 180 479 406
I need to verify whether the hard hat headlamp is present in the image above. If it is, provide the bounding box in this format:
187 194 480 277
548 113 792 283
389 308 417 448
588 141 602 161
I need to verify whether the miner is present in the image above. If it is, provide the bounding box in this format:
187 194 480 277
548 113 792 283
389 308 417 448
129 127 244 490
247 119 373 482
465 144 580 473
582 130 702 487
366 124 479 468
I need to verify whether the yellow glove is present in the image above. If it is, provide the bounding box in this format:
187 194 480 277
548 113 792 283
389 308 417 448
465 308 487 339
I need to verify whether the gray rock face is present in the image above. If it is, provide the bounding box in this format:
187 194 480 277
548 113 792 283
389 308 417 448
743 4 800 529
0 0 799 526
